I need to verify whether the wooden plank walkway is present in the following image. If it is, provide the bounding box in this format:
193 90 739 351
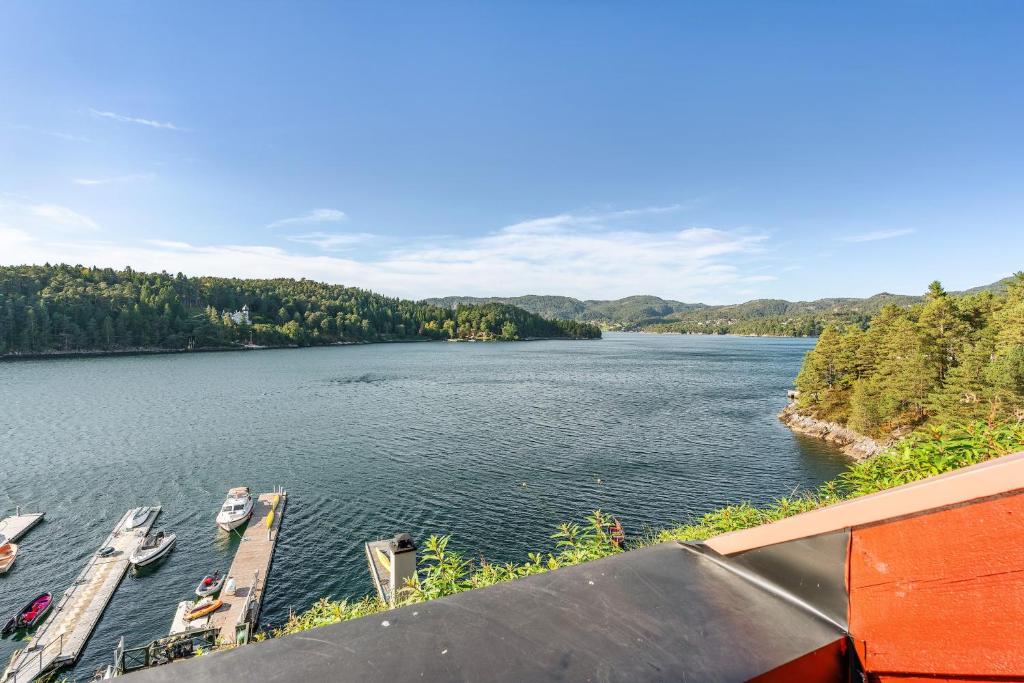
1 507 161 683
0 512 45 543
208 491 286 644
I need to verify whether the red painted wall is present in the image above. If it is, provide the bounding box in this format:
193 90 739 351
848 493 1024 680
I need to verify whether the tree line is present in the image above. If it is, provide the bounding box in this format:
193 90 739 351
794 275 1024 437
0 264 600 355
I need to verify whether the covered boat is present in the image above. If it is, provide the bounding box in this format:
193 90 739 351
216 487 254 531
129 530 176 568
2 592 52 637
185 597 223 621
124 506 154 531
0 534 18 574
195 571 225 598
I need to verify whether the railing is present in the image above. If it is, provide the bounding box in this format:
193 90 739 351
118 628 219 674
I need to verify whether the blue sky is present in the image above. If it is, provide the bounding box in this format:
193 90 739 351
1 2 1022 303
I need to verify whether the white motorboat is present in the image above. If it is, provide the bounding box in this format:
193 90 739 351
124 506 154 531
216 487 254 531
0 534 18 574
129 530 176 567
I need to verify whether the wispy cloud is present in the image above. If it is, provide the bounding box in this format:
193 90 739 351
6 124 93 143
0 204 782 303
268 208 348 229
0 206 772 301
88 108 182 131
287 231 375 251
839 228 915 243
27 203 99 230
73 173 155 186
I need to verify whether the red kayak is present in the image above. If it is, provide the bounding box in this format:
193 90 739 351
1 592 52 637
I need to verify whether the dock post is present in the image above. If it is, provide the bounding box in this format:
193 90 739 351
390 534 417 604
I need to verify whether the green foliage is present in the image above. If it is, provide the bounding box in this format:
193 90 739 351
795 275 1024 436
426 278 1014 336
0 264 599 355
656 420 1024 543
269 511 623 638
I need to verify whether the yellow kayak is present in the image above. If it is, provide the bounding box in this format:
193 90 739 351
185 598 223 621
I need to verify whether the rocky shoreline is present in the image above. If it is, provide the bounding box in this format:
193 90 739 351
778 402 886 460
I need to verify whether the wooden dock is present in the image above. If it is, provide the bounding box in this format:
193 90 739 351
208 490 286 645
169 600 211 636
0 511 45 543
1 507 161 683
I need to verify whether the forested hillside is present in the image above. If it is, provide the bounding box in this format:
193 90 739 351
794 276 1024 437
0 265 600 355
426 278 1012 335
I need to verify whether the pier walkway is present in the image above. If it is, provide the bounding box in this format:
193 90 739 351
2 507 160 683
0 511 45 543
208 490 286 645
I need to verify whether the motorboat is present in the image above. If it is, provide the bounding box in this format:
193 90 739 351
124 506 154 531
184 597 222 621
0 534 18 574
216 487 254 531
195 571 225 598
2 592 52 637
129 530 176 567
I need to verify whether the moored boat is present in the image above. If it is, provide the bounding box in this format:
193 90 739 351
216 487 254 531
124 506 154 531
184 597 223 621
1 592 52 637
195 571 225 598
129 530 176 567
0 534 18 574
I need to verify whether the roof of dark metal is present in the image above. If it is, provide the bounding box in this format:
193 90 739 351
125 542 844 683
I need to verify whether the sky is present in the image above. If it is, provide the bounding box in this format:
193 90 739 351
1 2 1022 304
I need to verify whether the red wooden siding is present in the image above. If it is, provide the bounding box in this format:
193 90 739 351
848 493 1024 680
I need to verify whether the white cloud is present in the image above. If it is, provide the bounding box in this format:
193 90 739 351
287 231 375 251
88 108 182 131
0 207 771 301
73 173 155 186
268 208 348 229
27 203 99 230
839 228 915 243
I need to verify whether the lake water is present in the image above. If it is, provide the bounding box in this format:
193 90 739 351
0 332 848 678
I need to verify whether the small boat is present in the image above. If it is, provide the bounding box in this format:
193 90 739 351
2 592 52 637
0 534 18 574
184 597 222 621
129 530 176 567
216 487 254 531
195 571 225 598
124 506 154 531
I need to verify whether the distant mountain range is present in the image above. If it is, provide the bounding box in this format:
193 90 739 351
423 276 1014 336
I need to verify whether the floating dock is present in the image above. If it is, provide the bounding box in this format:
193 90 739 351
1 507 160 683
169 600 211 636
0 511 45 543
208 490 286 645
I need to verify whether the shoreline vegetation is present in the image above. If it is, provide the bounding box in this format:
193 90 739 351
0 264 600 359
425 276 1011 338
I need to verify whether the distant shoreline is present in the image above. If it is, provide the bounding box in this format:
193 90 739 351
0 336 596 362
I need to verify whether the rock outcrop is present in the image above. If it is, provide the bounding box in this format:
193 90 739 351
778 402 886 460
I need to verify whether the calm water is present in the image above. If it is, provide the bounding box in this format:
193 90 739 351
0 333 847 677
